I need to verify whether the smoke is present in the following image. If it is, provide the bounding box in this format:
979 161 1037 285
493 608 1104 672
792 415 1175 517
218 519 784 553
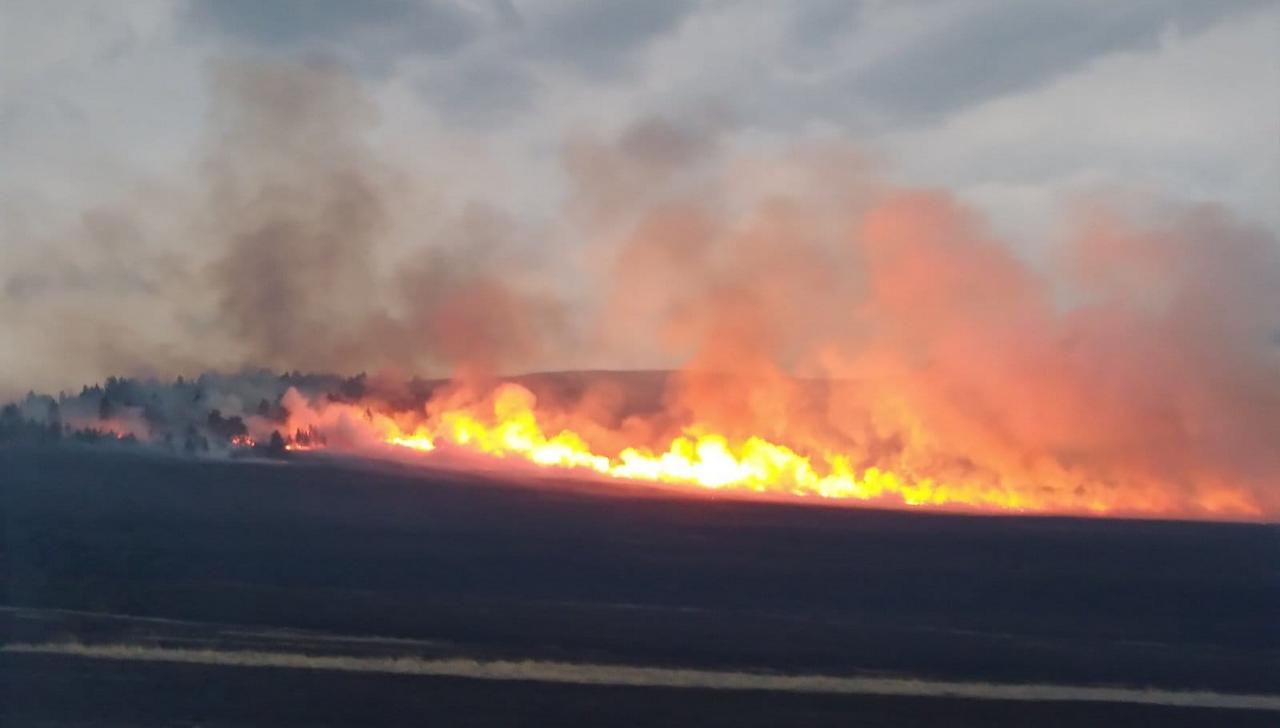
841 194 1279 515
3 59 1277 518
0 58 566 398
202 60 389 370
569 130 1280 515
200 60 570 378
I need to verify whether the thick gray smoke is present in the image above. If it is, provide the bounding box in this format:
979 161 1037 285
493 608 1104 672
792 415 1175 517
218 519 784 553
0 59 565 399
201 60 568 377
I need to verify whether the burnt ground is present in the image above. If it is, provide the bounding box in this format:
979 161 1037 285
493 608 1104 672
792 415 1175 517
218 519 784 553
2 446 1278 726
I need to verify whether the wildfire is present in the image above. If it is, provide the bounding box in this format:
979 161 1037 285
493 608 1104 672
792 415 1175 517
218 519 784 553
351 384 1071 514
425 415 1033 509
262 380 1266 519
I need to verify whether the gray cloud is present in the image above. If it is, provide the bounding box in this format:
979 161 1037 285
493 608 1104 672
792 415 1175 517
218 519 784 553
188 0 481 72
523 0 694 77
847 0 1269 120
413 50 541 126
188 0 696 85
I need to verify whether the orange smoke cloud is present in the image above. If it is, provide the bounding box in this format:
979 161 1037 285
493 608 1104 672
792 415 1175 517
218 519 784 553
255 192 1272 518
251 134 1278 521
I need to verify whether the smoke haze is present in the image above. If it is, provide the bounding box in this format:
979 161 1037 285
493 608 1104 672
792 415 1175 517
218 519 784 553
2 56 1277 518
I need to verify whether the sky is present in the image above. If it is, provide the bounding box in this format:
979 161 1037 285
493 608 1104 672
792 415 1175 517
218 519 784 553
2 0 1278 399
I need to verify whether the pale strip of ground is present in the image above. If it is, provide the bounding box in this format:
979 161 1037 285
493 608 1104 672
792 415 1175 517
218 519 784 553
6 642 1279 712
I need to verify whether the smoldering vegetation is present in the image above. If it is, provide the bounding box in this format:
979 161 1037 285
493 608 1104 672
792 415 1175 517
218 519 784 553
2 57 1278 516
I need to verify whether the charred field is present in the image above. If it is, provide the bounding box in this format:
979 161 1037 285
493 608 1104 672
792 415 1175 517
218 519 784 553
2 445 1278 726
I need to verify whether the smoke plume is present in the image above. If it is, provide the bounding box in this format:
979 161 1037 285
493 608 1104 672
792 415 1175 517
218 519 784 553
3 60 1277 519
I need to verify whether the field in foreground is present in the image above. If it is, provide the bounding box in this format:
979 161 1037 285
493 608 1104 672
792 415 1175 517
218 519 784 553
2 447 1277 726
7 650 1277 728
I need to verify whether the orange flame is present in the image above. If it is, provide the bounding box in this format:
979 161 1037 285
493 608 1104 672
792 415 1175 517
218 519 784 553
269 382 1261 520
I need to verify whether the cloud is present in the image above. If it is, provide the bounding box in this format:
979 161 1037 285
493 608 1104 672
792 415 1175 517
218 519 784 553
522 0 694 77
848 0 1266 120
187 0 482 71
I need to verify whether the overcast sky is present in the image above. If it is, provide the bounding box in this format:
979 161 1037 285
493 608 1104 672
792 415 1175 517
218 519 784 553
2 0 1278 396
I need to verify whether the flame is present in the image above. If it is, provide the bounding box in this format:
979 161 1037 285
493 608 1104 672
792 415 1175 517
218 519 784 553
289 382 1246 519
387 435 435 452
263 381 1265 519
414 388 1025 509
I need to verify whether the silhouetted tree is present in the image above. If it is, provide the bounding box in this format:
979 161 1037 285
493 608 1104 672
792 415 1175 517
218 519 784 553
337 373 367 401
267 430 287 457
98 396 115 421
206 409 248 441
